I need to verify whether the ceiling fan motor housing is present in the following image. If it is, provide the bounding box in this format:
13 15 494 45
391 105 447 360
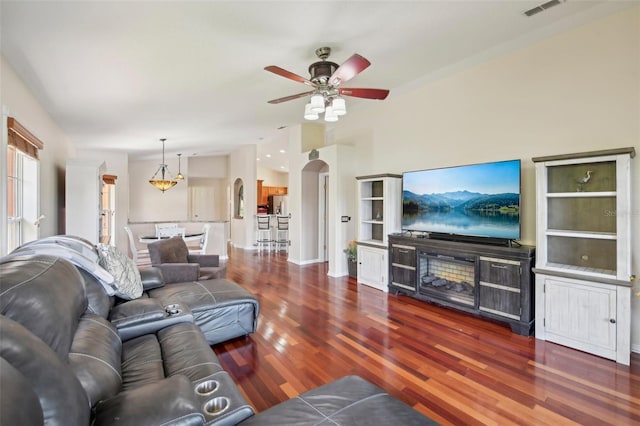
308 61 338 84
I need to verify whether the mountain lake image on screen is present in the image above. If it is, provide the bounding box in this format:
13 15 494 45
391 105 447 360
402 159 521 240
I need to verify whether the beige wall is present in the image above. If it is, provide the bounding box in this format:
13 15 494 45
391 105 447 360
332 7 640 347
129 158 190 222
257 166 288 187
335 6 639 247
0 55 74 255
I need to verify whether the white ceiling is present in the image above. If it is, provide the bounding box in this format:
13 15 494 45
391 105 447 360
1 1 634 171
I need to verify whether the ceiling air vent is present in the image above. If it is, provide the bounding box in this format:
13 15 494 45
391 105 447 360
524 0 565 17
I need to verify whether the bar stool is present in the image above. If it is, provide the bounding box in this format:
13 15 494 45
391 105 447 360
273 215 290 253
256 215 272 252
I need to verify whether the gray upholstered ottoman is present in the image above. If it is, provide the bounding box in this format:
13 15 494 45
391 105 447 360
240 375 438 425
148 278 259 345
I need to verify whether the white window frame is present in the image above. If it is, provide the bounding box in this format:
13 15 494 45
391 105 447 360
2 110 41 255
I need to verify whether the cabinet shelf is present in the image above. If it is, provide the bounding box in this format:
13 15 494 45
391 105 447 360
546 191 616 198
545 262 616 277
545 229 617 240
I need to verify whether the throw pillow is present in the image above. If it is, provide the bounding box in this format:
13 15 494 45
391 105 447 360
95 244 143 300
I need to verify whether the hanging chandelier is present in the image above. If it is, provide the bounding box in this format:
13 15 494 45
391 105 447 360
175 153 185 180
149 138 178 192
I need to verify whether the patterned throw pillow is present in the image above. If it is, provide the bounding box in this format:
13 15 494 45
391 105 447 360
95 244 143 300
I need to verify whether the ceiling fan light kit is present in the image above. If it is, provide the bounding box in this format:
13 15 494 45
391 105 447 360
304 103 319 120
324 106 339 122
310 93 326 113
332 97 347 116
266 46 389 123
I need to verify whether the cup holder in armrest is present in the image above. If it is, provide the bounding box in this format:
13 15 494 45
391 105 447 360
203 397 230 416
195 380 219 396
194 373 255 424
164 303 182 316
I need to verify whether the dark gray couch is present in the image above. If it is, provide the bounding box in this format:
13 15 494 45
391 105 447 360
0 250 437 425
12 235 257 346
0 254 254 425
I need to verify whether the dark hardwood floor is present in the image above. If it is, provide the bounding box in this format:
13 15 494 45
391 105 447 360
214 247 640 425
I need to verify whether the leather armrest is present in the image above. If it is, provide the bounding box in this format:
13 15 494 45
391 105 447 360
158 263 199 284
109 299 166 326
93 375 204 426
188 254 220 267
139 267 164 291
109 299 194 341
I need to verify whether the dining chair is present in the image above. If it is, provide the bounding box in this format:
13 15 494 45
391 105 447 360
124 226 150 266
155 223 179 237
189 223 211 255
158 227 186 238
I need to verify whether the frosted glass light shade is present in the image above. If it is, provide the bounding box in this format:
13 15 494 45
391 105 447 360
310 94 325 113
331 98 346 116
324 106 338 122
304 103 319 120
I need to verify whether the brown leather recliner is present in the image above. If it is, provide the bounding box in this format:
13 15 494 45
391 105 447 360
147 236 226 283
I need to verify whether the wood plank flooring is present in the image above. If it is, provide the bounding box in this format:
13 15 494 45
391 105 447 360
214 247 640 425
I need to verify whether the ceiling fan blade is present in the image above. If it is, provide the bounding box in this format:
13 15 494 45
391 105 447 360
267 91 314 104
329 54 371 86
265 66 316 87
339 88 390 100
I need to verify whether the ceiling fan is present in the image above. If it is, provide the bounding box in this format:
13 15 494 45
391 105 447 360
265 47 389 121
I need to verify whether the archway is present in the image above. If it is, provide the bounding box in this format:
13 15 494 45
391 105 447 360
233 178 244 219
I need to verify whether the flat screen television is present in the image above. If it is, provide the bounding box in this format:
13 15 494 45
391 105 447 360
402 159 521 242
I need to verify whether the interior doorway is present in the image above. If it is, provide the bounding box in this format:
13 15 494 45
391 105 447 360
300 160 329 263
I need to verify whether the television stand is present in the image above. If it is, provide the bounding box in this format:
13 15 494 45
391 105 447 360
388 234 535 336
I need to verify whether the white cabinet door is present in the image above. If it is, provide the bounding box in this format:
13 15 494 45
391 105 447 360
542 276 617 360
357 245 387 292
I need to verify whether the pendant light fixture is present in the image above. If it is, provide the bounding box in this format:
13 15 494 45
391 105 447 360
175 153 185 180
149 138 178 192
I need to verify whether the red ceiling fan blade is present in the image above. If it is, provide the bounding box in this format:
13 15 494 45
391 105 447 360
265 66 316 87
329 54 371 86
339 88 389 100
267 91 314 104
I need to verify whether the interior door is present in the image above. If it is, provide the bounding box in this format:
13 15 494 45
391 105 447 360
189 186 216 221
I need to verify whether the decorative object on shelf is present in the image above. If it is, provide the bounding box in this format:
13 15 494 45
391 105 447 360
149 138 178 192
175 153 185 181
265 47 389 123
575 169 592 191
375 210 382 221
